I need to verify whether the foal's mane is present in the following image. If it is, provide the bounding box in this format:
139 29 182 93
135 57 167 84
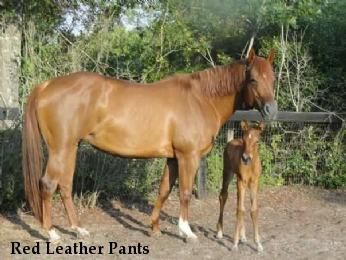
178 60 248 97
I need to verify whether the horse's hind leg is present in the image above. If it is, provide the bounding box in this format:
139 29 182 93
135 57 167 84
216 164 234 239
177 152 199 239
41 146 84 241
41 147 74 241
58 147 89 237
150 158 178 236
250 180 263 251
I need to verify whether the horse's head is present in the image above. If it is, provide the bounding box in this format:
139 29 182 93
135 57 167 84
240 120 264 165
243 49 278 120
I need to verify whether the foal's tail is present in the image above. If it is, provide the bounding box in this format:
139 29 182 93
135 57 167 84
22 84 46 223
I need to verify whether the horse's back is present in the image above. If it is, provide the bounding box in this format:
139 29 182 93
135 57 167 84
35 72 124 148
225 139 243 157
33 71 220 157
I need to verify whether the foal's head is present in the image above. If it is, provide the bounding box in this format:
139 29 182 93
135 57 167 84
243 49 278 120
240 120 265 165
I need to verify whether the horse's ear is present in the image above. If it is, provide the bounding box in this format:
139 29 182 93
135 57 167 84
241 120 249 131
257 121 265 132
267 49 275 64
248 48 256 65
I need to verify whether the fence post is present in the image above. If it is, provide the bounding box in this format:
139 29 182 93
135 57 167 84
227 128 234 142
196 156 207 199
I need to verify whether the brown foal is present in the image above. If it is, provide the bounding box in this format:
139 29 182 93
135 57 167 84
22 49 277 241
216 121 265 251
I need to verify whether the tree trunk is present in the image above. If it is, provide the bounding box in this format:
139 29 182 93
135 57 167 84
0 1 21 129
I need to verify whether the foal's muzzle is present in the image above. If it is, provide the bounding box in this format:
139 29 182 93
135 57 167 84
242 155 252 165
261 101 278 120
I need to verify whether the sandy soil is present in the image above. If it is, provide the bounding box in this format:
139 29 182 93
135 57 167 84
1 186 346 260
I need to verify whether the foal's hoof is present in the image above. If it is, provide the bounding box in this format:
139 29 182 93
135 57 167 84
240 235 247 243
257 244 264 252
216 231 223 239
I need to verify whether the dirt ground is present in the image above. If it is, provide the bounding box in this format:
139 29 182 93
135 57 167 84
1 186 346 260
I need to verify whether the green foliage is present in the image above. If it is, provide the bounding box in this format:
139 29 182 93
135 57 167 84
258 139 285 187
206 148 224 194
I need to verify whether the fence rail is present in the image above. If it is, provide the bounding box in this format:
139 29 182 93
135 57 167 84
0 107 20 120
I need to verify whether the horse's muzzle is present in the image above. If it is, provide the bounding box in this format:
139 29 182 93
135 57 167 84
242 155 252 165
261 101 278 120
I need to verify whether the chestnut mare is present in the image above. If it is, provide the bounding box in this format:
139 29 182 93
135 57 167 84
22 49 277 241
216 121 265 251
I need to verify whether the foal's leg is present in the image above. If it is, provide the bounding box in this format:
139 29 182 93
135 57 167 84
41 147 76 241
58 146 89 237
216 165 234 239
250 180 263 252
233 179 247 251
177 153 199 239
150 158 178 236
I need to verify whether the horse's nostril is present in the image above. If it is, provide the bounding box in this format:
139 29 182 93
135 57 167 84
265 104 270 113
242 155 251 165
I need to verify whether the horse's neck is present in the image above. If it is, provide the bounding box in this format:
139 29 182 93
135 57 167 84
209 91 243 128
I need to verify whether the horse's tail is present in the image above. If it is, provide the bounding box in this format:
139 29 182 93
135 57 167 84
22 83 46 223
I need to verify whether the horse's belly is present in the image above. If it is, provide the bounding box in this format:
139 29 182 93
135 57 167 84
85 125 174 158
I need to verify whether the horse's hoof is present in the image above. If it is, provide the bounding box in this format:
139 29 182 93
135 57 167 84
78 228 90 236
240 235 247 243
216 231 223 239
232 245 239 251
48 229 61 243
257 244 264 252
77 227 90 238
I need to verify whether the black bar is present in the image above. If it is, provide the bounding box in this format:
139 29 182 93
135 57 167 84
0 107 20 120
228 111 342 123
196 156 207 199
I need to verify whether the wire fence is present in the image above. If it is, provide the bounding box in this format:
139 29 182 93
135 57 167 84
205 120 343 191
0 114 344 209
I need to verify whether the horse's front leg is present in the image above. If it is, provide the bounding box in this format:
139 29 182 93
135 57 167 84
58 146 89 238
176 152 200 240
150 158 178 236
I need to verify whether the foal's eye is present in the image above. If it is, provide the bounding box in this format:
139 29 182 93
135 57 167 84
249 79 257 85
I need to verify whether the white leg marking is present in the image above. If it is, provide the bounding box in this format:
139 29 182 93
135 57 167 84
178 217 197 239
257 243 264 252
216 230 223 239
240 234 247 243
77 227 90 236
48 229 61 242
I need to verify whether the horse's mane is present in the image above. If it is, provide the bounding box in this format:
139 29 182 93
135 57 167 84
173 60 247 97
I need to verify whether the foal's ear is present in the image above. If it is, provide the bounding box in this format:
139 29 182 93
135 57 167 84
267 49 275 64
257 121 265 132
241 120 249 131
248 48 256 65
